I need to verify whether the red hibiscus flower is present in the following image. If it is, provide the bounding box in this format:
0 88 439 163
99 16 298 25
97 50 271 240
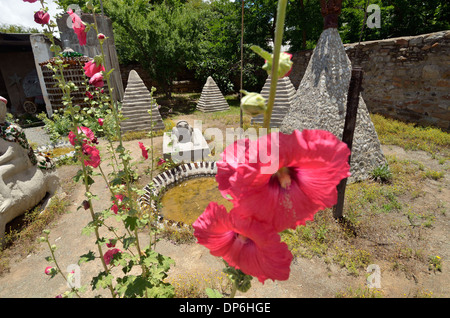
34 11 50 25
216 129 351 232
67 8 86 46
138 142 148 160
89 72 104 88
83 60 105 78
193 202 293 283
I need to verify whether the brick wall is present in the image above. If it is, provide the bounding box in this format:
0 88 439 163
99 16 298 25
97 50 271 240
289 30 450 131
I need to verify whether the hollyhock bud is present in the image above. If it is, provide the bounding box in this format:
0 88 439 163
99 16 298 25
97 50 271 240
240 90 266 116
262 52 293 78
85 91 94 100
97 33 105 40
138 142 148 160
89 72 104 88
45 266 56 276
98 118 104 126
23 0 39 3
82 200 90 210
157 158 166 166
34 11 50 25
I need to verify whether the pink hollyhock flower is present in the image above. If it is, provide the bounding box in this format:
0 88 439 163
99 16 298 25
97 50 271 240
138 142 148 160
67 9 86 46
82 144 101 168
157 158 166 166
111 195 124 214
98 118 104 126
85 91 93 99
89 72 104 88
216 129 351 232
23 0 38 3
34 11 50 25
106 239 116 248
103 248 121 266
83 60 105 78
68 131 77 146
193 202 293 283
78 126 95 142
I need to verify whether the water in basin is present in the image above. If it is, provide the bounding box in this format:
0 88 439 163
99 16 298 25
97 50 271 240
160 177 233 225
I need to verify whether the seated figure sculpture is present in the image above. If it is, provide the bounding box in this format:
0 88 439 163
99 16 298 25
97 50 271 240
0 96 59 240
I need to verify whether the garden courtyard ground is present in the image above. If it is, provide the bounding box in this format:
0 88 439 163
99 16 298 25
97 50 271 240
0 99 448 298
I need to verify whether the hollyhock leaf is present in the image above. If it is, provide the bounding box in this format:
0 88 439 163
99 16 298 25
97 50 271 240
78 251 96 265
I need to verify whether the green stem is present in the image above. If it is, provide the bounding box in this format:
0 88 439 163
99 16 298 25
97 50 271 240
45 238 81 298
263 0 288 130
230 281 237 298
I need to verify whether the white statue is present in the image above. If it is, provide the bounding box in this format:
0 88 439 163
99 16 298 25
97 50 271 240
0 96 59 241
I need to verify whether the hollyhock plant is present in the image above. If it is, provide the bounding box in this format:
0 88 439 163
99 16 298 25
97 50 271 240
34 11 50 25
89 72 104 88
83 60 105 78
67 8 86 46
138 142 148 160
216 129 351 233
193 202 293 283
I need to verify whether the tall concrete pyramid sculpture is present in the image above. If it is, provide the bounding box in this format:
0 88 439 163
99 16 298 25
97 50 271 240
251 76 297 128
197 76 229 112
120 70 165 132
280 28 386 182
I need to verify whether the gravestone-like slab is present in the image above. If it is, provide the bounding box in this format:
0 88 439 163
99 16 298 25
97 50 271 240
251 76 297 128
120 70 165 132
196 76 229 112
280 28 386 182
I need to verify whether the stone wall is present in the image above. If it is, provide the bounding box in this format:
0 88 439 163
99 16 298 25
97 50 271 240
289 30 450 131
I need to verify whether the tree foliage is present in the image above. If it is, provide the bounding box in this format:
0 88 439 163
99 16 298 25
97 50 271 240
55 0 449 95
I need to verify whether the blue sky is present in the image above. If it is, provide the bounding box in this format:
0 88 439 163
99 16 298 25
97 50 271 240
0 0 63 31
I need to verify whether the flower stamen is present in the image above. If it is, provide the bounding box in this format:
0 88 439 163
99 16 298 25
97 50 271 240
276 167 292 189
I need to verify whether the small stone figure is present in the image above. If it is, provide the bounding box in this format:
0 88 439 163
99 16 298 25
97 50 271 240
0 96 59 240
173 120 193 144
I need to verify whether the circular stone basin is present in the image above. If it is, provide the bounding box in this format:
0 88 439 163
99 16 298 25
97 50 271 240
160 177 232 225
139 161 228 228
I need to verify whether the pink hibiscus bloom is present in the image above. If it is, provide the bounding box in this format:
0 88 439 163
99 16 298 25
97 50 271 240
82 144 101 168
138 142 148 160
67 9 86 46
34 11 50 25
193 202 293 283
103 248 121 266
83 60 105 78
216 129 351 232
89 72 104 88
